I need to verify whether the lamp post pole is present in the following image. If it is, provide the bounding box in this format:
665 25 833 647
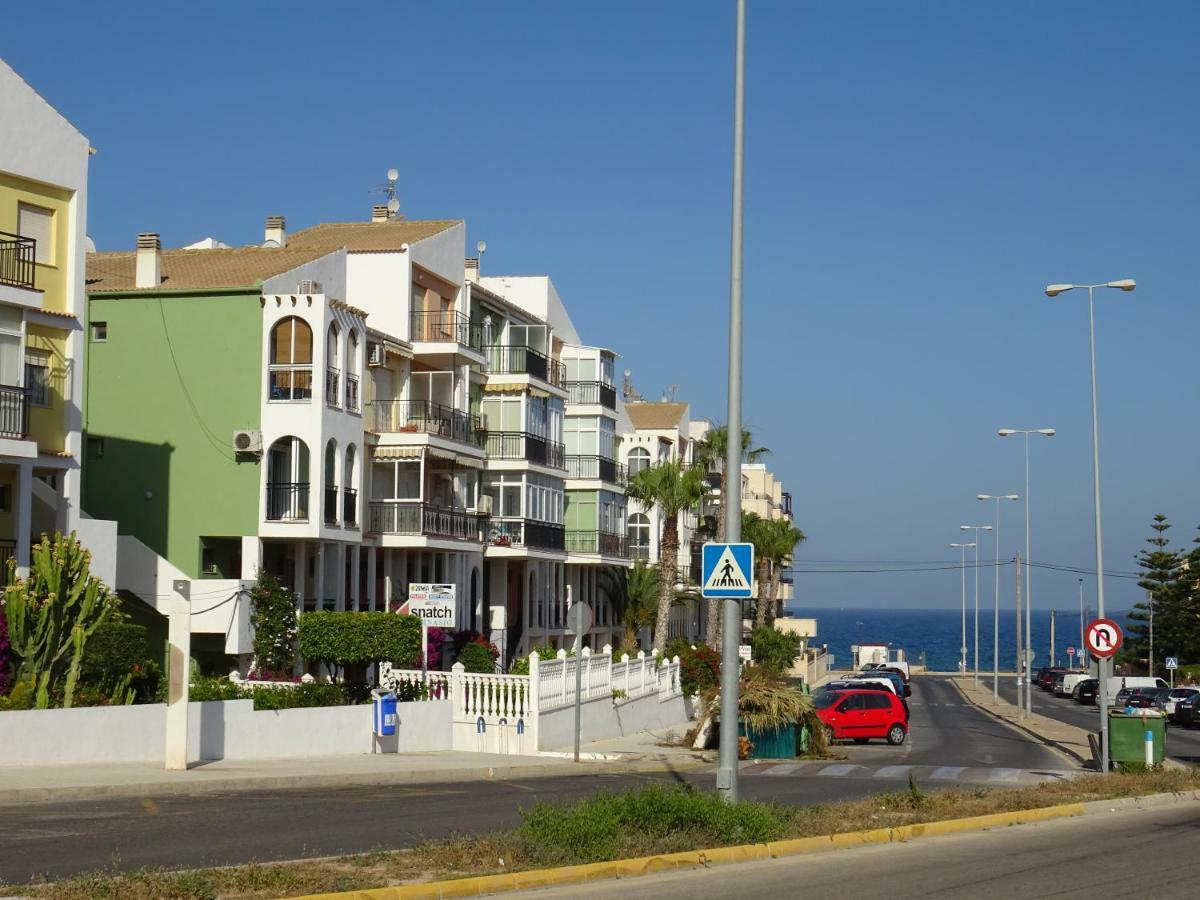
951 543 975 673
961 525 992 687
717 0 746 805
978 494 1019 702
1044 278 1136 775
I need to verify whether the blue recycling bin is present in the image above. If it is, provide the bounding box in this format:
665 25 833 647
372 691 397 736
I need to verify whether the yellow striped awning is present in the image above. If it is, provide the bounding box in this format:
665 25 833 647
373 446 422 460
455 454 485 469
483 382 524 392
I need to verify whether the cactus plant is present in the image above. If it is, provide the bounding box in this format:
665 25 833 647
2 532 115 708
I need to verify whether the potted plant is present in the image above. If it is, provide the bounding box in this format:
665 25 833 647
735 667 812 759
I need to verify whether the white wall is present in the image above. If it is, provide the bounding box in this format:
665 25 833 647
262 249 348 301
0 699 452 767
75 514 118 590
346 251 409 341
537 691 691 750
408 222 467 288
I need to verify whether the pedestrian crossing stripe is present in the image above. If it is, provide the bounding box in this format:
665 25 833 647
701 542 754 598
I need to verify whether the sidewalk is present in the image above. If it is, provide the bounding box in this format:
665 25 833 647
951 676 1094 767
0 730 710 805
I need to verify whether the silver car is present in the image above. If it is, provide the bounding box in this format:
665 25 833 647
1163 687 1199 717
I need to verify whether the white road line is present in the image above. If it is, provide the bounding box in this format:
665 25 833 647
763 763 804 776
988 768 1023 783
929 766 967 780
817 764 865 777
874 765 915 779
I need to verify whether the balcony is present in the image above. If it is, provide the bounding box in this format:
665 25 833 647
486 518 565 552
782 491 793 518
345 374 360 412
343 488 358 527
323 486 338 524
484 345 566 387
565 455 626 484
564 380 617 410
266 482 310 521
410 310 484 350
325 367 340 407
0 232 35 291
268 366 313 401
0 385 29 439
630 544 651 561
485 431 565 469
369 400 485 447
565 530 627 558
368 501 485 541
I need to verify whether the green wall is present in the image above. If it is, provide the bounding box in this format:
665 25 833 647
566 490 597 531
83 291 262 577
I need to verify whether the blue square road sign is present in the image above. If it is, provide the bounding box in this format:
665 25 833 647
701 542 755 599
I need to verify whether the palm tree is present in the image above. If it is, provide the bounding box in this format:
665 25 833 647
625 460 709 653
599 561 660 652
695 425 769 647
742 512 772 628
760 518 806 627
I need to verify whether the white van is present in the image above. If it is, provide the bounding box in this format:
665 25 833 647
1057 673 1091 698
1106 676 1167 698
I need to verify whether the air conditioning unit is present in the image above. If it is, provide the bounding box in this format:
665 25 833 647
232 429 262 455
297 279 322 294
477 495 493 515
367 342 386 366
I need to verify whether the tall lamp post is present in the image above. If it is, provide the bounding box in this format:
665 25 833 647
978 493 1019 702
961 525 992 685
1078 577 1085 669
951 542 976 673
1045 279 1135 774
998 427 1055 718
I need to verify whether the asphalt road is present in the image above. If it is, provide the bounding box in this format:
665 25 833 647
506 799 1200 899
995 678 1200 764
0 676 1068 885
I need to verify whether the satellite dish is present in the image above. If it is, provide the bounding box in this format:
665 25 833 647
386 197 400 214
261 239 281 248
476 240 487 254
624 369 631 377
387 168 399 182
84 235 97 253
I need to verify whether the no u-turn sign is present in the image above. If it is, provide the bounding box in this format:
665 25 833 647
1085 618 1123 658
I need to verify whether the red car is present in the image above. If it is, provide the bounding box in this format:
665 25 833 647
814 689 909 745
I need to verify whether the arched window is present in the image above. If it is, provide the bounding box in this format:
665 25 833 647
324 439 339 524
627 446 651 476
343 444 358 526
325 324 341 407
345 330 360 411
265 436 310 520
269 318 313 401
627 513 651 560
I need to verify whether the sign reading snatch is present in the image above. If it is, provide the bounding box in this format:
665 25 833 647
398 584 457 629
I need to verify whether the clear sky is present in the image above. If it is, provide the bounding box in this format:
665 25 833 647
7 1 1199 611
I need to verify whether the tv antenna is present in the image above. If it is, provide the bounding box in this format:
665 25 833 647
375 168 401 216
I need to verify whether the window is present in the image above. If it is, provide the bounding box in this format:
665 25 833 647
24 350 50 407
269 317 314 401
863 693 892 710
87 436 105 458
627 513 650 555
18 203 53 265
628 446 651 476
90 322 107 342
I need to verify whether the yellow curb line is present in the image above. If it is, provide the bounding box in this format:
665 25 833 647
291 801 1088 900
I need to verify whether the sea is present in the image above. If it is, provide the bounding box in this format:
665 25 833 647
783 605 1129 673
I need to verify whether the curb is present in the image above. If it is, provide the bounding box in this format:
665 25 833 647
0 757 711 806
947 677 1091 768
296 795 1188 900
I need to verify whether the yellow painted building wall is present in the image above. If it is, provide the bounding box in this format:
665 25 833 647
0 170 71 313
25 324 68 453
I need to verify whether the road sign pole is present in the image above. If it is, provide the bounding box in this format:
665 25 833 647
717 0 747 807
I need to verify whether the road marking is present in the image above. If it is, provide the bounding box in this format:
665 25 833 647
874 765 914 779
761 763 804 776
929 766 967 780
988 768 1023 783
817 764 865 777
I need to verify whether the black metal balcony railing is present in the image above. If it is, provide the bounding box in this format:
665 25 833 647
0 385 29 439
565 530 627 557
266 482 310 521
268 366 313 401
410 310 484 350
323 486 338 524
782 491 793 517
368 400 486 447
343 487 358 526
0 540 16 565
629 543 651 561
0 232 36 291
485 431 565 469
325 367 340 407
345 374 360 412
368 501 485 541
486 518 565 551
565 455 626 484
483 345 566 387
564 380 617 410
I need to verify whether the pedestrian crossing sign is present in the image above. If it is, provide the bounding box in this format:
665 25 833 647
1166 657 1178 670
701 542 754 599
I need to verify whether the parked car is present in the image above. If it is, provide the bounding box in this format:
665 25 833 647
1163 688 1200 717
1106 676 1168 697
813 689 909 745
850 670 910 698
1122 687 1170 710
1170 692 1200 727
815 680 894 696
1057 672 1092 698
1051 673 1067 695
1075 678 1099 705
1037 667 1067 690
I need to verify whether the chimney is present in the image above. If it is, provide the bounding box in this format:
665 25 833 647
464 257 480 283
371 205 391 224
264 215 286 247
135 233 161 288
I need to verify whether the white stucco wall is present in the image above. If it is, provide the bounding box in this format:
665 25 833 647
262 249 348 302
408 222 466 288
346 251 409 341
537 691 691 750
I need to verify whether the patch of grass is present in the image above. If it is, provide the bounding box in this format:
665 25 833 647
5 769 1198 900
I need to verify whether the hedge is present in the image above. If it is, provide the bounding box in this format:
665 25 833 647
298 612 422 672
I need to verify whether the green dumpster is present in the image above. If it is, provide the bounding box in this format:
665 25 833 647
1107 712 1165 766
738 721 796 759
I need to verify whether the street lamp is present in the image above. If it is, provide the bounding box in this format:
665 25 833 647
961 525 993 685
1045 278 1135 774
998 427 1055 718
978 493 1019 703
1078 577 1085 669
951 542 976 674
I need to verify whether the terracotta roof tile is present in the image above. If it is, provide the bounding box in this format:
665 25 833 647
285 219 461 252
625 402 689 431
86 246 333 293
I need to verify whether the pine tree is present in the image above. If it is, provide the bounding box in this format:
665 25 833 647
1127 515 1181 673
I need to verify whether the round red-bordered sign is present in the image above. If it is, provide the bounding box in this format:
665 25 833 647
1085 618 1123 658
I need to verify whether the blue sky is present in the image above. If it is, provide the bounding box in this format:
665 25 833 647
7 1 1199 611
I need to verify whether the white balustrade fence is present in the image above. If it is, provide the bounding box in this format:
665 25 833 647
378 665 450 699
